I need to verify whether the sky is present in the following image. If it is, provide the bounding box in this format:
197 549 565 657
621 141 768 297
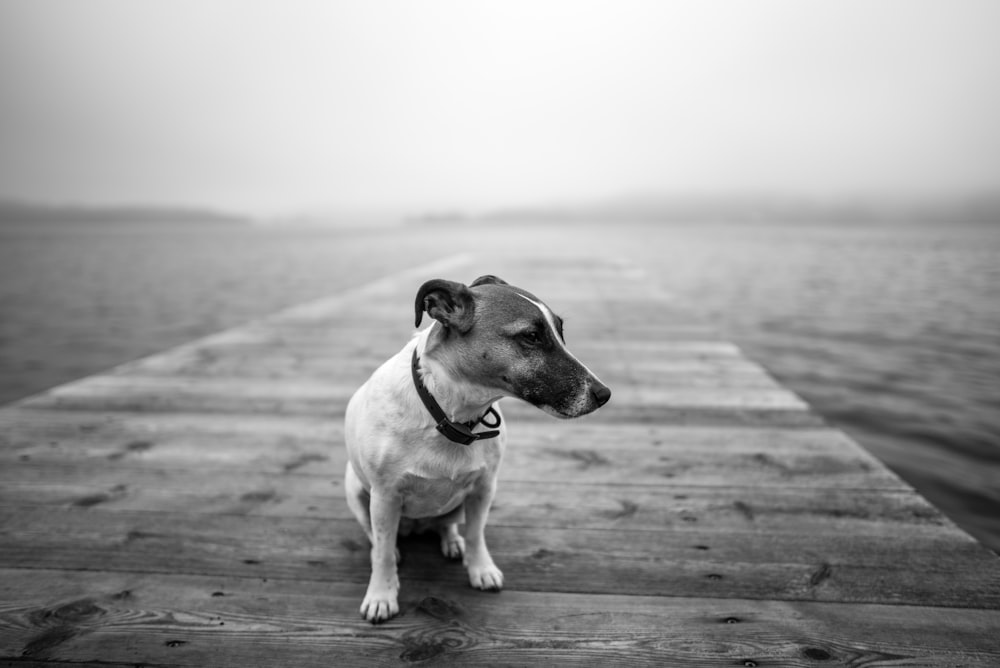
1 0 999 217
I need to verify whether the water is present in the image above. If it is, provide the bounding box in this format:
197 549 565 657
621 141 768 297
1 220 998 552
615 223 1000 553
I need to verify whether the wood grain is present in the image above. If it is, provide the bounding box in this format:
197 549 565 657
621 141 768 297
0 414 900 489
3 570 998 667
0 466 938 534
1 505 996 608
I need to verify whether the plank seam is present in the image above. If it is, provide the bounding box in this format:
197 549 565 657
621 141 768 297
0 563 994 611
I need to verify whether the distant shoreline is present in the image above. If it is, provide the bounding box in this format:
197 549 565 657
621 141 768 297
5 194 1000 230
0 200 249 227
409 194 1000 227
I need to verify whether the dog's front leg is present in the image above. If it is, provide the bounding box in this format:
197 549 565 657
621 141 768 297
360 488 402 623
463 477 504 591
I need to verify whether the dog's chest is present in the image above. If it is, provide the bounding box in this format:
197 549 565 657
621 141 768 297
398 466 484 519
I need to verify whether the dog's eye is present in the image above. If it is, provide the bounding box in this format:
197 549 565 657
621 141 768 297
520 330 543 345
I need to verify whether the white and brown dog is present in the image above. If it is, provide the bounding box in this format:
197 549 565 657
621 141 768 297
344 275 610 623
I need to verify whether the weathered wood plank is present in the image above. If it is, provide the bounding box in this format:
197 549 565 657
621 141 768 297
113 323 732 350
0 468 957 538
2 569 998 667
14 375 811 424
113 346 779 388
0 411 899 489
1 506 997 607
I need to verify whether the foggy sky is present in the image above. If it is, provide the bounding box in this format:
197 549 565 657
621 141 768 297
1 0 999 216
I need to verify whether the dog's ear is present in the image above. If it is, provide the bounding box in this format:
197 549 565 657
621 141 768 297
414 279 476 333
470 275 508 287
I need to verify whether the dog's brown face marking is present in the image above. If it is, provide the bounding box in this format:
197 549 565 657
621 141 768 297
420 276 610 418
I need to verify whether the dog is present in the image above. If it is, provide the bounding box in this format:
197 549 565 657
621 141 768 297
344 274 611 623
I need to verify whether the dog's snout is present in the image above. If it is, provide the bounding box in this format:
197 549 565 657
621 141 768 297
591 382 611 407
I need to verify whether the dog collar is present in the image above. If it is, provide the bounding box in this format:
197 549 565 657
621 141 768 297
411 348 502 446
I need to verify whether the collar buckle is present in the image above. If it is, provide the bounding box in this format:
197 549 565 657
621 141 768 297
436 419 492 446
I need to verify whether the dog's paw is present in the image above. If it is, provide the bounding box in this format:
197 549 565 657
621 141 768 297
360 589 399 624
441 534 465 560
468 563 504 592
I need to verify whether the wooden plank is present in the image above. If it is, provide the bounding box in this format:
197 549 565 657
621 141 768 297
113 347 778 388
570 323 722 340
2 569 998 667
18 375 355 416
125 336 735 363
112 324 731 350
202 319 720 342
1 506 997 608
14 375 814 428
0 467 958 538
0 412 900 489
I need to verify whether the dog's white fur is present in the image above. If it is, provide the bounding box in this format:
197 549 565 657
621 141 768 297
345 326 506 622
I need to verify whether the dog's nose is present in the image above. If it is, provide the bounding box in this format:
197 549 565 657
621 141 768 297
591 383 611 407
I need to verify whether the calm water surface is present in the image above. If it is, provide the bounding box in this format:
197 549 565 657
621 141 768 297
1 221 998 552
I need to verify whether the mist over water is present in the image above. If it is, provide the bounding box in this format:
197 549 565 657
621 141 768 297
1 219 998 553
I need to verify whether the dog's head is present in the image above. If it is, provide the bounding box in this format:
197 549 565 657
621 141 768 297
415 275 611 418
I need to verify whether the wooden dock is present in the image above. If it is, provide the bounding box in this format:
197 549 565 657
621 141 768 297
1 253 998 666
